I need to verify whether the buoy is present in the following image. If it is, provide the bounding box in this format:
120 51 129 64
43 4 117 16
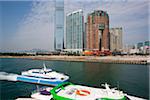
76 89 90 96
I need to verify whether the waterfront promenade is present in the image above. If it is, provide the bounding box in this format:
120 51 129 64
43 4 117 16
0 55 149 65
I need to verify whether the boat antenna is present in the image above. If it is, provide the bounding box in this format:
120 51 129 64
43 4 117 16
36 85 40 92
43 62 47 74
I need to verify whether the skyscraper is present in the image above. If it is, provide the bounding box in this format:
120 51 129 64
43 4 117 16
54 0 64 51
137 42 143 49
83 22 87 50
110 27 123 51
86 10 109 50
66 9 84 52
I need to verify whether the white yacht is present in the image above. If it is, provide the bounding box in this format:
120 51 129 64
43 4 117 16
21 63 69 81
18 63 69 86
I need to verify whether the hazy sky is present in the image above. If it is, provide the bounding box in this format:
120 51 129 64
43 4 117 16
0 0 149 51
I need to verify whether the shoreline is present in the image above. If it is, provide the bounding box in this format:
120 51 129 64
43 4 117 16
0 55 149 65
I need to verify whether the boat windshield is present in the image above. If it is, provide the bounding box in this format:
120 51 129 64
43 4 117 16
45 70 52 73
32 71 40 74
32 70 52 74
55 88 62 93
40 90 51 95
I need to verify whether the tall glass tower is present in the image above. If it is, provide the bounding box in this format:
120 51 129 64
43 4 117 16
66 10 84 51
54 0 64 51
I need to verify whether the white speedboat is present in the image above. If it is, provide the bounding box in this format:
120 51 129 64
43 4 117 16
31 87 53 100
15 87 53 100
22 63 69 81
19 63 69 86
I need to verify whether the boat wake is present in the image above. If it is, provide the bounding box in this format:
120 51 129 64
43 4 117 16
0 71 67 86
0 72 18 81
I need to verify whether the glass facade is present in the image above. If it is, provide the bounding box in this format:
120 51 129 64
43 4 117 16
55 0 64 50
137 42 143 49
66 10 83 50
144 41 150 46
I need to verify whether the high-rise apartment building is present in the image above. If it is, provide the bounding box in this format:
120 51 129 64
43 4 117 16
54 0 64 51
83 22 87 50
110 27 123 51
86 10 109 50
137 42 143 49
66 9 84 52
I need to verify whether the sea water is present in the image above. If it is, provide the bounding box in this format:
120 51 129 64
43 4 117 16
0 58 149 100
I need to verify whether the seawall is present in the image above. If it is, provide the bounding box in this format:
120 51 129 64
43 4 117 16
0 55 148 65
32 55 149 65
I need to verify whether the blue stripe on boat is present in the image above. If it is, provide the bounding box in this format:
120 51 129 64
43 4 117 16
17 76 38 83
16 76 66 86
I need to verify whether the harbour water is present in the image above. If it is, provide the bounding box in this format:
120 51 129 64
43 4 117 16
0 58 149 100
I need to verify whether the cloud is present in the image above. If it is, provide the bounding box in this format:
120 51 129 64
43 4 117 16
6 1 55 51
107 1 149 44
2 0 148 51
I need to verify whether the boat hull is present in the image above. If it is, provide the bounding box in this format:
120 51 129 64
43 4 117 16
17 75 68 86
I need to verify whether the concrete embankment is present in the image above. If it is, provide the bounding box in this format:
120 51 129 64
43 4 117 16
32 55 149 65
0 55 149 65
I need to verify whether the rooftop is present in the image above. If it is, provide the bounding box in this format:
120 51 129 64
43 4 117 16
67 9 83 16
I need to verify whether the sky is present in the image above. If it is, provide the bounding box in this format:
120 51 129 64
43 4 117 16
0 0 149 51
